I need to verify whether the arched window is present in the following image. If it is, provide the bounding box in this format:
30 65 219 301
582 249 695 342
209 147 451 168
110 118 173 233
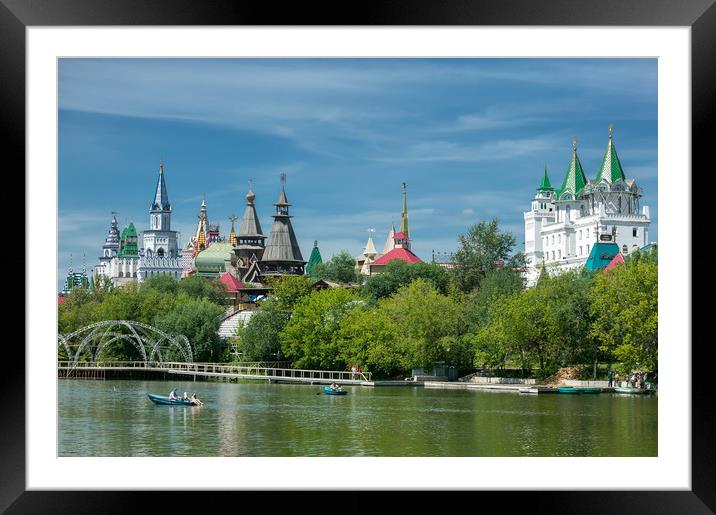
157 248 165 257
118 272 124 278
622 245 628 254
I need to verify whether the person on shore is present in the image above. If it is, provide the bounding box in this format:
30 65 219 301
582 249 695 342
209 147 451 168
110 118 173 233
607 370 613 387
351 366 357 379
614 372 620 387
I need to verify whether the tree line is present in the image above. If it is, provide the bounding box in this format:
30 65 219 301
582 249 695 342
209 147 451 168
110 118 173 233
59 219 658 379
236 219 658 379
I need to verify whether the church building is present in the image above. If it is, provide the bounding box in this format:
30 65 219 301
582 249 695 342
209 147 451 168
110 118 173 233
523 127 651 286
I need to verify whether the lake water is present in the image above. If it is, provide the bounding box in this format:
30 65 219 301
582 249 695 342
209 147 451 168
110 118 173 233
58 379 657 457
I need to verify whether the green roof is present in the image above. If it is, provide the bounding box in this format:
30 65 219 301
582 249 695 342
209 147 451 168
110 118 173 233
538 167 553 191
585 242 620 271
556 145 588 198
194 242 234 275
595 131 626 184
306 241 323 276
118 222 138 258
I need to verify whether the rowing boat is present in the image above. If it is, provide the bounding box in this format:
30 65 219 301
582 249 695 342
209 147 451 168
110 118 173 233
613 387 651 395
557 387 602 394
146 392 199 406
323 386 347 396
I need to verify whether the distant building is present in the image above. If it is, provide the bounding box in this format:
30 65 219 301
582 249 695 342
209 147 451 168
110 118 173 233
364 183 422 276
94 163 183 286
259 174 306 279
60 254 90 295
524 127 651 286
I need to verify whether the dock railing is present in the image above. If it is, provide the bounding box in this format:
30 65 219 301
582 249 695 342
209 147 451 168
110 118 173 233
57 361 372 382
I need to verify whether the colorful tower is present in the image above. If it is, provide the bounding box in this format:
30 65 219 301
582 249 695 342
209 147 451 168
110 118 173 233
194 194 209 254
228 214 238 247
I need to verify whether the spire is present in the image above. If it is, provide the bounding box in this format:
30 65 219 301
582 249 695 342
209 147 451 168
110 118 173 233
538 166 553 191
262 174 304 264
228 215 238 246
276 173 289 206
306 240 323 276
596 124 627 184
400 182 409 238
239 184 265 239
151 162 171 211
382 223 396 255
556 137 588 198
194 196 209 254
364 228 377 258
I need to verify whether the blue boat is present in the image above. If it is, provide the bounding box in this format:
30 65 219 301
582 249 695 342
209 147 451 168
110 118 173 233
323 386 347 396
147 392 199 406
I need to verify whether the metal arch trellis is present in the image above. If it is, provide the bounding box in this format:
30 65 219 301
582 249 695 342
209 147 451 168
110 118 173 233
58 320 194 370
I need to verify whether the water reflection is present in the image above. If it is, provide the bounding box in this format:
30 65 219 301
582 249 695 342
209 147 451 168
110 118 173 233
58 379 657 457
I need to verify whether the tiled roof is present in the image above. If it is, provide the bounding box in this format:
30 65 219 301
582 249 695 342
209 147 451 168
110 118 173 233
372 247 421 265
219 272 244 292
604 253 625 271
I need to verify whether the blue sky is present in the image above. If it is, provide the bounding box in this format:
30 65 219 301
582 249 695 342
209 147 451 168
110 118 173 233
58 58 657 290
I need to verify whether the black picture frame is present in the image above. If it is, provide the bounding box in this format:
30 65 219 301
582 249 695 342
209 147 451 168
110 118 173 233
2 1 710 512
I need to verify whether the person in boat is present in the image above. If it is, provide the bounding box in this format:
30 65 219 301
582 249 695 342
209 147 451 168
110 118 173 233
168 388 178 400
330 382 339 391
190 392 203 406
183 392 189 401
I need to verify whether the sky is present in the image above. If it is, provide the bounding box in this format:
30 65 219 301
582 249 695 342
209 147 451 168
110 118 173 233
58 58 658 291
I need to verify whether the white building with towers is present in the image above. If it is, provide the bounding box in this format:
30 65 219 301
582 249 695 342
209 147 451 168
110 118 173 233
94 163 183 286
137 162 183 281
523 126 651 287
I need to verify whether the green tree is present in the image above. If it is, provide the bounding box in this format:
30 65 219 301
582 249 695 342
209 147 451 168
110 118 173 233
337 305 400 378
155 297 225 362
235 303 288 362
280 288 361 369
380 278 468 371
177 275 226 305
362 260 451 300
465 267 524 332
590 260 658 374
140 274 179 295
310 250 359 283
451 218 522 293
267 275 315 313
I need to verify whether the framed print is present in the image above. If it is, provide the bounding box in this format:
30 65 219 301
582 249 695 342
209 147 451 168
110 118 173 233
2 0 712 512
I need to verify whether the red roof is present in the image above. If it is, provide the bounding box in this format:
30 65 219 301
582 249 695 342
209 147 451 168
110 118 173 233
372 247 422 266
219 272 245 292
604 253 625 271
393 232 407 239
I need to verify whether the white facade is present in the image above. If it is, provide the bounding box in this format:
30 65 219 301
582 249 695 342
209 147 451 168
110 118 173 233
523 131 651 286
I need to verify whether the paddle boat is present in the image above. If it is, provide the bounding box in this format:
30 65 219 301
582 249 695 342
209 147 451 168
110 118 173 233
146 392 200 406
518 387 539 394
323 385 347 396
